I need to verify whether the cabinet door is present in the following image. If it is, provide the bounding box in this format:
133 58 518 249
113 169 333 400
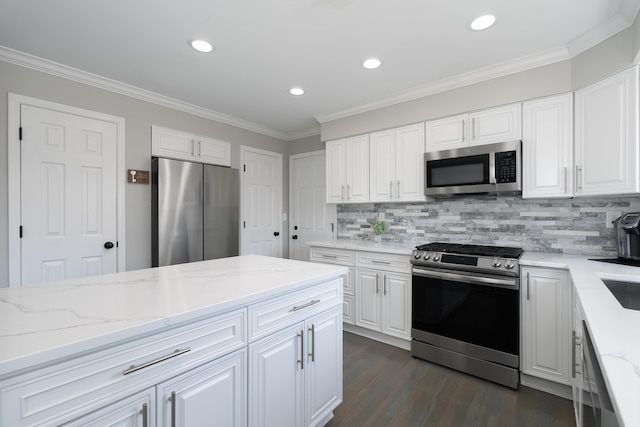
425 114 468 152
574 66 639 196
325 139 347 203
395 123 426 201
249 323 304 427
382 272 411 340
355 268 382 331
521 267 571 385
345 134 370 202
522 94 574 198
369 129 396 202
62 388 155 427
196 136 231 166
158 349 246 427
305 307 343 426
151 126 195 161
470 103 522 146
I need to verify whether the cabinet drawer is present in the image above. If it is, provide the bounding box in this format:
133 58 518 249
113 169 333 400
310 247 355 266
356 251 411 274
0 309 246 426
248 279 342 342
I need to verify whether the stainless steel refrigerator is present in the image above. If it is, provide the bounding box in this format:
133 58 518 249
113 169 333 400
152 157 239 267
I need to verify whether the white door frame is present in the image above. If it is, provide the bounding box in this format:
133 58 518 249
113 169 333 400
240 145 283 257
7 93 126 287
288 150 337 259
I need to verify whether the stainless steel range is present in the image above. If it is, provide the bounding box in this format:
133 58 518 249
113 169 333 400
410 242 524 389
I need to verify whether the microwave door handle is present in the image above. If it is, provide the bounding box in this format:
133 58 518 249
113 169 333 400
489 152 497 184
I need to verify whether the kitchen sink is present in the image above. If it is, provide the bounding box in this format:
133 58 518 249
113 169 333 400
601 279 640 311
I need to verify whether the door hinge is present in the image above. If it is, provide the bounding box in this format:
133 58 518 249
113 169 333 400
19 225 23 238
19 127 22 141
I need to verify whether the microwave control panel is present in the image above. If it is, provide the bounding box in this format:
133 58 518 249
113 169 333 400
495 151 517 183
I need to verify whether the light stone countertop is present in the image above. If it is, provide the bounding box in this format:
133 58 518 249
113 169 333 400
0 255 348 378
521 252 640 427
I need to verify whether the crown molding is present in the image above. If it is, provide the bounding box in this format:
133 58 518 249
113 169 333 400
566 14 633 57
0 46 303 141
315 46 570 124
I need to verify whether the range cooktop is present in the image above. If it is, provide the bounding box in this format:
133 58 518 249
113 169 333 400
414 242 524 259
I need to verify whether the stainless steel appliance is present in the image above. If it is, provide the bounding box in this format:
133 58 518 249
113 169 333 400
411 242 524 389
152 157 239 267
591 212 640 267
424 140 521 197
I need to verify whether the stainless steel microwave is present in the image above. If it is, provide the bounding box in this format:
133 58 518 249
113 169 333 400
425 140 522 197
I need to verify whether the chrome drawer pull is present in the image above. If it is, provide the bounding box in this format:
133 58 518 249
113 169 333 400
140 403 148 427
321 254 338 259
371 260 391 264
292 299 320 311
123 348 191 375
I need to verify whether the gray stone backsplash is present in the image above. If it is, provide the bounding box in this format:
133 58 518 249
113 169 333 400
337 196 640 256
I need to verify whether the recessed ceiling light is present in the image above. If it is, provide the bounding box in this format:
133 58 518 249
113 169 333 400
190 39 214 53
363 58 382 69
470 15 496 31
290 88 304 96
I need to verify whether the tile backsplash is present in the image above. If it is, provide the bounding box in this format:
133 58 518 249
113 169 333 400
337 196 640 256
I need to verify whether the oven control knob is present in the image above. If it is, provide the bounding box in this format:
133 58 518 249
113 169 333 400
491 258 502 268
414 252 421 259
505 261 515 269
423 253 431 260
432 254 440 262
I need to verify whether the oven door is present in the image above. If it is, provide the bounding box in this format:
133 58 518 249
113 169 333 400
412 267 519 366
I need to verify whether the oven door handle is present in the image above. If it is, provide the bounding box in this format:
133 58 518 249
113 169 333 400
412 267 517 288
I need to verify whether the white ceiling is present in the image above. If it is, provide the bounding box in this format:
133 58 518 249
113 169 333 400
1 0 639 140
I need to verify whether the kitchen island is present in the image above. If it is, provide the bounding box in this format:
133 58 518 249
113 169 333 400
0 255 347 426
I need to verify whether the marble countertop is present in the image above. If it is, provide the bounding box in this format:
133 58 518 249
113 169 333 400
521 253 640 427
0 255 347 378
307 239 415 255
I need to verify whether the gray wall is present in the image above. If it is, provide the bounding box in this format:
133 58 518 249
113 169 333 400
0 60 290 287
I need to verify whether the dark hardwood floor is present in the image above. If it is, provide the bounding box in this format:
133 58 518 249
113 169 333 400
326 332 575 427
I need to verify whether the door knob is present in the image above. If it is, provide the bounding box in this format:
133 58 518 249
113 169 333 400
292 235 298 240
104 241 114 249
273 231 280 236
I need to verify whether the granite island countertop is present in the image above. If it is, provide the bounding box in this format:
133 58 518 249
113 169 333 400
521 252 640 427
0 255 348 378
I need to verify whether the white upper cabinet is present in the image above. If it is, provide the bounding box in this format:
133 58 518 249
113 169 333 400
574 66 639 196
425 104 522 152
369 123 425 202
522 93 574 198
326 134 369 203
152 125 231 166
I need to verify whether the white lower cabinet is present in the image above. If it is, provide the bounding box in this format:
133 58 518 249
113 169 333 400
355 267 411 340
157 349 246 427
62 388 155 427
309 246 355 324
249 307 342 427
521 266 572 385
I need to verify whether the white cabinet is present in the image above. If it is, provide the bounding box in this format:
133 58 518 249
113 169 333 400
425 104 522 151
62 388 155 427
522 93 574 198
326 135 369 203
157 350 246 427
574 66 640 196
521 266 572 385
152 125 231 166
309 246 355 325
354 252 411 341
369 123 425 202
248 307 342 427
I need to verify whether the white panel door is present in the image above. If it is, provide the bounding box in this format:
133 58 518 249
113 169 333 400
355 268 382 331
469 103 522 146
290 151 335 261
241 147 282 257
425 114 468 152
369 129 396 202
395 123 426 201
345 134 369 202
20 105 118 285
382 272 411 340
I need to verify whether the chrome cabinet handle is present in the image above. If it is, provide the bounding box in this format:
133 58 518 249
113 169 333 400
123 348 191 375
462 119 466 142
140 403 148 427
390 180 393 198
371 260 391 265
526 272 530 300
397 180 400 198
376 273 380 294
170 392 176 427
297 330 304 369
190 140 195 155
383 275 387 295
292 299 320 311
321 254 338 259
198 141 202 156
341 184 345 200
472 117 476 140
563 166 568 193
576 165 582 191
308 324 315 362
347 184 351 199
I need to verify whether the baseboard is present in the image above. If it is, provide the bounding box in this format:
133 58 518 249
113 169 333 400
343 324 411 351
520 373 573 400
